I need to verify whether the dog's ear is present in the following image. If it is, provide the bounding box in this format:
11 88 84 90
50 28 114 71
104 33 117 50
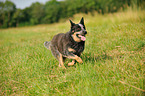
69 19 75 27
79 17 84 25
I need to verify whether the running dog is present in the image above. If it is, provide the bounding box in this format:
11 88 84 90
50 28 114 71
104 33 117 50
44 17 87 69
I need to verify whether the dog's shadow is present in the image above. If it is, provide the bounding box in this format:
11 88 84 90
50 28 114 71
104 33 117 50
82 52 113 63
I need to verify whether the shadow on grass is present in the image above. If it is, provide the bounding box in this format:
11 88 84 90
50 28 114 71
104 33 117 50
82 52 113 63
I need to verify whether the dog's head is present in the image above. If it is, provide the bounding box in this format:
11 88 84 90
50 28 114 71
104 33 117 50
69 17 87 42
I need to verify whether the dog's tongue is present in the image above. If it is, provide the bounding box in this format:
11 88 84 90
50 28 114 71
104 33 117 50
78 35 86 41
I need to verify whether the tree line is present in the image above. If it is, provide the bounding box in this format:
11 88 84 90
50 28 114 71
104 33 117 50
0 0 144 28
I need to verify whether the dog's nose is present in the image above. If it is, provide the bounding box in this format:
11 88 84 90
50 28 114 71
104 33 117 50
84 31 87 34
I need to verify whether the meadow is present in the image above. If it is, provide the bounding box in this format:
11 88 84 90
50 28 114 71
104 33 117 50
0 9 145 95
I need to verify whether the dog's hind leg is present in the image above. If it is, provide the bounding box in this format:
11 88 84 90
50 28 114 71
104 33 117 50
50 46 66 69
57 53 66 69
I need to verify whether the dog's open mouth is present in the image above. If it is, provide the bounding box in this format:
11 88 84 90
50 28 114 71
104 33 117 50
77 34 86 41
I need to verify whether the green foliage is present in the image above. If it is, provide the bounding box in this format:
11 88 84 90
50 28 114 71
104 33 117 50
43 0 61 23
0 10 145 95
0 1 16 28
29 2 45 25
12 9 25 27
0 0 145 28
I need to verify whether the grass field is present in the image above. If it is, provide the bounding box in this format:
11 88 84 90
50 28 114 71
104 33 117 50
0 9 145 95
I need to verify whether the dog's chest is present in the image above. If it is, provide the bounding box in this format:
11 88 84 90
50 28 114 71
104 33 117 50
70 42 84 53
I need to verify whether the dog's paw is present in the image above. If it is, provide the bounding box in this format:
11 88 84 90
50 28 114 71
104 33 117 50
58 64 61 67
59 64 66 69
68 60 75 66
76 57 83 63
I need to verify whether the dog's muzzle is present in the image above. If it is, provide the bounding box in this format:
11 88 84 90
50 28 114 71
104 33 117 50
80 30 87 36
77 31 87 41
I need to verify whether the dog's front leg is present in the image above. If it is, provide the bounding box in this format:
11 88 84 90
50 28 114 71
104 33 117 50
67 48 83 64
67 54 83 64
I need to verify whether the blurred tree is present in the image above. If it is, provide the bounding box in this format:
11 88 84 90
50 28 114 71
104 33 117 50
0 2 4 27
3 1 16 27
22 7 32 26
43 0 61 24
29 2 45 25
12 9 25 27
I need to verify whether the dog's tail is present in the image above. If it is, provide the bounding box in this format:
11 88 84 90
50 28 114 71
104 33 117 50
44 41 51 50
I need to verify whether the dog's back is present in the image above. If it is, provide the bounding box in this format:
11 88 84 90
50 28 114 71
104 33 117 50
44 33 66 50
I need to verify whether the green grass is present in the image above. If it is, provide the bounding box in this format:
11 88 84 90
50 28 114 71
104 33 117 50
0 10 145 95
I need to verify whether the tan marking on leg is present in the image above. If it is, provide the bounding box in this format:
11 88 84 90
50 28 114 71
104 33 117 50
71 32 81 42
67 55 83 63
58 64 61 67
68 60 75 66
75 57 83 63
58 53 66 69
68 48 76 52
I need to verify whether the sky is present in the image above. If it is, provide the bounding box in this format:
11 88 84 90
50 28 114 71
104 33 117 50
0 0 61 9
